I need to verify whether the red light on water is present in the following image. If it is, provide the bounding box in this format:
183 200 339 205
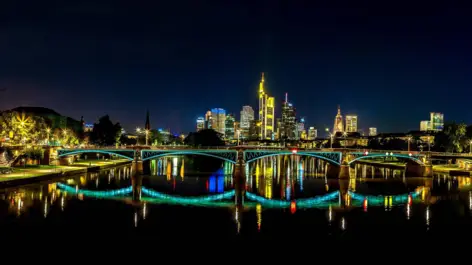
408 194 412 205
290 201 297 214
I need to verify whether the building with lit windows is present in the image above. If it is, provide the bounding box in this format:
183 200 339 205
333 105 343 134
280 93 297 140
224 114 235 140
249 119 261 140
210 108 226 135
308 127 317 140
258 73 274 140
420 120 430 131
430 112 444 131
345 115 358 132
196 117 205 131
369 127 377 136
204 110 212 129
240 105 254 138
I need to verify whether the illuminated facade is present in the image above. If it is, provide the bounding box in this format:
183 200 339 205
258 73 274 140
204 110 212 129
420 120 430 131
308 127 317 140
430 112 444 131
368 127 377 136
210 108 226 135
345 115 358 132
240 105 254 138
224 114 235 140
280 93 297 140
249 119 261 140
196 117 205 131
333 105 344 134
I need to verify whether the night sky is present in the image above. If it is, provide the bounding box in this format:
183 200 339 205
1 1 471 135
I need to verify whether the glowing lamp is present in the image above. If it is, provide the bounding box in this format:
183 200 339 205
409 153 412 157
292 149 297 154
385 152 389 156
364 151 369 155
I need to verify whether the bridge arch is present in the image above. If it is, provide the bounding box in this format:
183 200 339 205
244 150 342 166
347 153 424 165
57 149 136 161
141 150 238 164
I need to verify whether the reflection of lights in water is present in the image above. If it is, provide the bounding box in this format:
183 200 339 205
406 204 411 220
143 203 147 220
426 206 430 230
341 217 346 231
95 178 99 188
134 212 138 227
469 191 472 210
328 205 332 222
363 198 368 212
172 157 178 176
61 196 65 211
256 204 262 231
44 200 48 218
290 201 296 214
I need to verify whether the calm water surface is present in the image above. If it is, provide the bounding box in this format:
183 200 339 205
1 156 472 240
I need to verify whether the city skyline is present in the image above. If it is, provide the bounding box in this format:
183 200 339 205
1 2 471 133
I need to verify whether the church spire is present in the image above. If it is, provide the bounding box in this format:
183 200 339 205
145 110 150 130
337 105 341 115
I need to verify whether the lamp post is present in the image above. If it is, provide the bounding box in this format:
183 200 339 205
407 136 412 152
325 128 333 149
342 131 348 148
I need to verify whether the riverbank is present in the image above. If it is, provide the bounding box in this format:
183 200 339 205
433 165 472 176
0 159 131 188
355 159 406 169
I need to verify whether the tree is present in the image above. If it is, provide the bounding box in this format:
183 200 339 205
0 111 48 145
150 129 163 145
89 115 122 146
184 129 224 147
436 122 467 152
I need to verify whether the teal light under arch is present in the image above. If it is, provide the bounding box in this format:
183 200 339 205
141 150 238 164
244 151 342 166
57 149 135 161
347 153 424 165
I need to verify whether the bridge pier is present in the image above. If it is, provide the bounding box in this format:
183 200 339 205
131 174 142 202
405 162 432 177
326 164 350 179
233 158 246 206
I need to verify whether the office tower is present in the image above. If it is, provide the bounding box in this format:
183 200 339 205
420 121 431 131
225 114 235 140
297 117 305 140
204 110 212 129
258 73 275 140
345 115 358 132
308 127 317 140
240 105 254 138
234 121 240 139
210 108 226 135
333 105 344 134
280 93 297 140
196 117 205 131
369 127 377 136
430 112 444 131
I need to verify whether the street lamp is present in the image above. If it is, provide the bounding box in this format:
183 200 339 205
407 136 412 152
342 131 348 147
325 128 333 149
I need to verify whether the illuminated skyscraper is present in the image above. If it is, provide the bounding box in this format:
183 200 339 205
369 127 377 136
345 115 358 132
420 120 430 131
204 110 212 129
308 127 317 140
430 112 444 131
333 105 344 134
240 105 254 138
196 117 205 131
210 108 226 135
225 114 235 140
258 73 275 140
280 93 297 140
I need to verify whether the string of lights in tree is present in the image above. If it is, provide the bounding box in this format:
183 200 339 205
56 183 133 197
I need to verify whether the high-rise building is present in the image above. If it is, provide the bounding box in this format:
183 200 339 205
234 121 240 139
430 112 444 131
196 117 205 131
308 127 317 140
333 105 344 134
204 110 212 129
210 108 226 135
297 117 305 140
240 106 254 129
280 93 297 140
345 115 358 132
225 114 235 140
258 73 275 140
420 120 431 131
249 120 261 140
369 127 377 136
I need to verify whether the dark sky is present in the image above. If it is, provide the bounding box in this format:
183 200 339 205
1 1 471 135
